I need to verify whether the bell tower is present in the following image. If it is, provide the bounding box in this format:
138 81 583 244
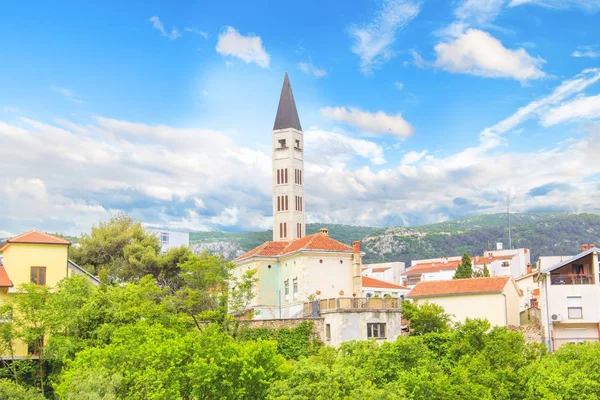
272 73 305 241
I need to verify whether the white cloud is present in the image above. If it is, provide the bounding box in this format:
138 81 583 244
348 0 422 74
405 49 427 68
50 85 83 104
2 106 19 113
394 81 404 90
542 94 600 126
149 16 181 40
305 129 387 166
509 0 600 12
320 106 413 138
297 62 327 78
483 68 600 136
455 0 505 26
572 46 600 58
201 89 208 97
401 150 427 165
434 29 546 82
185 27 209 39
216 27 270 68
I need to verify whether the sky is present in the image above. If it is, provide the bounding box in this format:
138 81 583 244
1 0 600 236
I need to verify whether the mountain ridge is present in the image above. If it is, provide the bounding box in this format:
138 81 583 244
190 212 600 263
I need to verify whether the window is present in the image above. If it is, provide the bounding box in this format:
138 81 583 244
295 139 301 149
284 280 290 299
325 324 331 341
297 223 301 238
501 261 510 267
367 323 386 339
299 170 302 185
161 232 169 244
284 222 287 238
31 267 46 285
278 139 287 148
568 307 583 319
285 196 288 210
293 278 298 297
280 223 283 238
285 169 288 183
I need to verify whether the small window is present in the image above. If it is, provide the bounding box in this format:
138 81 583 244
568 307 583 319
501 261 510 267
367 323 386 339
161 232 169 244
325 324 331 341
31 267 46 285
278 139 287 148
293 278 298 297
295 139 301 149
284 280 290 299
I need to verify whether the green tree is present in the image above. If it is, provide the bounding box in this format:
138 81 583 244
69 213 161 280
0 379 44 400
483 264 490 277
402 300 451 336
453 253 473 279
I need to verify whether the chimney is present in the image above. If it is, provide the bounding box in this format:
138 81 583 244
527 263 533 274
353 241 360 254
582 244 589 252
318 228 329 236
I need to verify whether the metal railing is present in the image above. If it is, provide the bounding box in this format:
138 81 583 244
550 274 594 285
303 297 400 316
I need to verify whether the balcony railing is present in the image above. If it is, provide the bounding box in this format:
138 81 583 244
303 297 400 317
550 274 594 285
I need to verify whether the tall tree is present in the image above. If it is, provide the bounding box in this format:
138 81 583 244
453 253 473 279
483 264 490 277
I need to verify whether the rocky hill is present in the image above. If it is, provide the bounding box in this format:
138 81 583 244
190 213 600 263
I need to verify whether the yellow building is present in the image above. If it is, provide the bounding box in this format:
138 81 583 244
0 230 99 357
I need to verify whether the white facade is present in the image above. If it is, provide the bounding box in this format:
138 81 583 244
322 310 403 347
538 247 600 351
362 261 405 284
148 229 190 253
483 248 531 278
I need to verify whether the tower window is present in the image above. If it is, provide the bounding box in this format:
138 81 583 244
295 139 301 149
300 170 302 185
277 196 280 211
285 168 288 183
284 222 287 238
277 169 280 184
278 139 287 148
285 196 289 211
280 223 283 238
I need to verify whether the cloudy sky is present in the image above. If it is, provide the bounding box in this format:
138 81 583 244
2 0 600 236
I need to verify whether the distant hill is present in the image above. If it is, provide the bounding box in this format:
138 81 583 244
190 213 600 263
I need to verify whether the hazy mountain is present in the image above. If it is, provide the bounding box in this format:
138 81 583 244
190 213 600 263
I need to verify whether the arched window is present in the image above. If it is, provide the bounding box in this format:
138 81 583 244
277 196 280 211
285 196 288 210
280 223 283 238
284 222 287 238
277 169 280 184
285 168 288 183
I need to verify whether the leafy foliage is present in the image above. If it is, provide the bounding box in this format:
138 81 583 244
402 300 451 335
453 253 473 279
237 321 322 360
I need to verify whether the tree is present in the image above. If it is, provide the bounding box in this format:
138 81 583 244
0 379 44 400
69 213 160 280
454 253 473 279
483 264 490 277
402 300 451 335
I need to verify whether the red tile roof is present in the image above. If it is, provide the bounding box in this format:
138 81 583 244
0 265 13 287
235 232 354 261
402 260 461 276
1 230 70 251
362 276 409 290
407 276 511 298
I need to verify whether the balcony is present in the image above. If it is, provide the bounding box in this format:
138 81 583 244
550 274 594 285
303 297 400 317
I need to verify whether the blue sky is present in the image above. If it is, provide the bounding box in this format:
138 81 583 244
1 0 600 236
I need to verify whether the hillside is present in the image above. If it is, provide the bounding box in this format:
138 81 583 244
190 213 600 263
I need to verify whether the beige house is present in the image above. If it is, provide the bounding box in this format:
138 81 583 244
538 244 600 351
407 276 521 326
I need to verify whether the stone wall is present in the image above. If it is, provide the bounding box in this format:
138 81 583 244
239 318 324 340
507 323 543 344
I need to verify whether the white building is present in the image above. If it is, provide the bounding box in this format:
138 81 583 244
148 229 190 253
407 276 522 327
538 244 600 351
362 261 405 285
233 74 402 347
482 247 531 279
361 275 410 298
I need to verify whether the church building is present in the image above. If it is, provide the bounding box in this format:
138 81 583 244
233 73 363 319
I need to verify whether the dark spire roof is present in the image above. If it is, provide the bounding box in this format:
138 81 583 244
273 73 302 131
